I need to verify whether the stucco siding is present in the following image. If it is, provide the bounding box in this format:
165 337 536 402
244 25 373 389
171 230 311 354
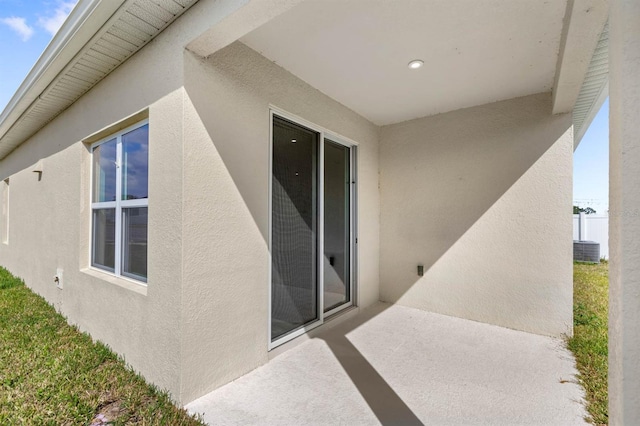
0 92 185 399
180 41 380 403
608 0 640 422
0 0 579 406
379 93 574 337
0 0 203 400
0 0 285 404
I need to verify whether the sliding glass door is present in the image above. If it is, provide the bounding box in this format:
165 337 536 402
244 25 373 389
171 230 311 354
271 117 319 341
270 113 355 347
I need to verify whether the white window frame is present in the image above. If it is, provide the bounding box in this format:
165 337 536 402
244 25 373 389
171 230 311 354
268 107 358 350
90 119 149 283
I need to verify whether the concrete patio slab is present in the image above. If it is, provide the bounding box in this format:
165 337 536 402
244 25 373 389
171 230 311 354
186 303 588 426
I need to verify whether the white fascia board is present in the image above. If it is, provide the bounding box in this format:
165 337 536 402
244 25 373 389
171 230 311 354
0 0 125 140
552 0 609 115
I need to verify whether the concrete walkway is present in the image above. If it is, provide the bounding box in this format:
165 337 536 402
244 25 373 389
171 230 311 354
186 304 588 426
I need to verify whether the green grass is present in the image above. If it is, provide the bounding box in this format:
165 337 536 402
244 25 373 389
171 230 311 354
569 262 609 425
0 267 204 425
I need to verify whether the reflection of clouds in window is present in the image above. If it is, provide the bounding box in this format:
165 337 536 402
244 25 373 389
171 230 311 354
122 124 149 200
91 120 148 283
94 139 117 202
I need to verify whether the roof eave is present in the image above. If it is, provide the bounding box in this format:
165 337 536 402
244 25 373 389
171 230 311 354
551 0 609 115
0 0 125 142
572 21 609 149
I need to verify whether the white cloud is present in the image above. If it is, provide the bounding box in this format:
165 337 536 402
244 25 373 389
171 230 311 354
1 16 34 42
38 1 77 36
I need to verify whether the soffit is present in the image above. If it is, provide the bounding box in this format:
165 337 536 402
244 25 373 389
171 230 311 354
0 0 199 160
242 0 568 126
573 21 609 147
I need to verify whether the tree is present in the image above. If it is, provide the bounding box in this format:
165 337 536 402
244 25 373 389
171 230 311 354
573 206 596 214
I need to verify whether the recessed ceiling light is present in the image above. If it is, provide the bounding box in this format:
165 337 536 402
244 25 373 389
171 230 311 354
291 139 297 143
408 60 424 70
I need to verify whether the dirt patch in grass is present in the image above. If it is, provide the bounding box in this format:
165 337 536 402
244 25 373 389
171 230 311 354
569 262 608 425
0 267 204 425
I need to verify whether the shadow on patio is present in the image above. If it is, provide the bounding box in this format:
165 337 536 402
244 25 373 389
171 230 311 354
187 303 587 426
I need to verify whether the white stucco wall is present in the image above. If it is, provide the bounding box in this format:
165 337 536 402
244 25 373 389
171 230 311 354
609 0 640 423
0 0 259 403
0 0 380 404
0 78 185 398
180 41 380 403
0 0 579 406
379 93 574 337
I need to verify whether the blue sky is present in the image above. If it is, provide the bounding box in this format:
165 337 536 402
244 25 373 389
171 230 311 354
0 0 610 213
573 100 609 214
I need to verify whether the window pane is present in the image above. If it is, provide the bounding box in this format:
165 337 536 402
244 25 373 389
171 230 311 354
122 124 149 200
92 209 116 271
271 116 319 340
122 207 147 280
323 140 350 312
93 139 117 202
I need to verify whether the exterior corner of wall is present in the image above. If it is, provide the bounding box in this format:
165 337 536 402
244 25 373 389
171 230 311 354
177 41 383 401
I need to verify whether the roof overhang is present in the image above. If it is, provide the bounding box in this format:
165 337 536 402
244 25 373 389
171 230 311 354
572 22 609 148
552 0 608 115
0 0 124 156
0 0 610 158
190 0 611 129
550 0 609 148
0 0 200 160
237 0 572 126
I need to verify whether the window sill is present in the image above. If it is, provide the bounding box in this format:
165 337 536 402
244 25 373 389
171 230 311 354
80 267 148 296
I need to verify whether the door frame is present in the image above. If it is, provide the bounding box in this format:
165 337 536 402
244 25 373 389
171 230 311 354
268 106 358 350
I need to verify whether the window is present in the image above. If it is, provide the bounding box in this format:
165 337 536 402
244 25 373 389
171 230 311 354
91 121 148 282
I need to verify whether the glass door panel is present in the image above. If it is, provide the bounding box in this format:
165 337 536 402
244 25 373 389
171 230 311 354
323 140 351 312
271 116 319 340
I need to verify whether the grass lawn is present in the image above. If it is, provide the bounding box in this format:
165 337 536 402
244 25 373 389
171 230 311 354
569 262 608 425
0 267 204 425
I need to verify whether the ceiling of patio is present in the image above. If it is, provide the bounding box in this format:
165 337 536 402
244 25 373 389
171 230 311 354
241 0 568 126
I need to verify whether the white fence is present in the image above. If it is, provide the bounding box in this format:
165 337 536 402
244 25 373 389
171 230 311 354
573 213 609 259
